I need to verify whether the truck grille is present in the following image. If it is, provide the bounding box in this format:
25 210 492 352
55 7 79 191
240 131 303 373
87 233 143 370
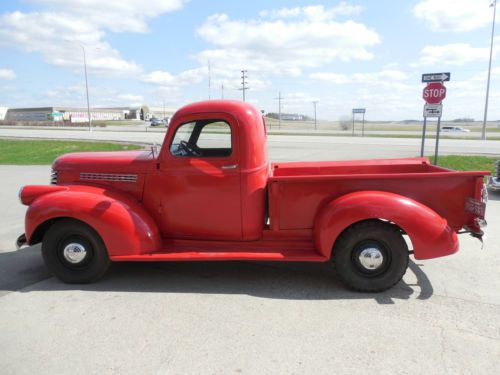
50 169 58 185
79 172 138 183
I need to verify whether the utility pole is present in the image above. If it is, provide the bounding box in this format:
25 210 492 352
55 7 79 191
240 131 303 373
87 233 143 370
162 99 165 120
312 100 318 130
276 91 283 129
482 0 497 140
208 60 212 100
239 70 249 101
65 39 92 132
221 83 224 99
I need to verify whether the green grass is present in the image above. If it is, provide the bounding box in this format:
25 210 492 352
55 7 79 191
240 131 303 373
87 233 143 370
0 139 143 165
428 155 499 173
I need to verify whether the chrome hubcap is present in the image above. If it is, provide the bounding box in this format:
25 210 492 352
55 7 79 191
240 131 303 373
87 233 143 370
358 247 384 270
62 243 87 264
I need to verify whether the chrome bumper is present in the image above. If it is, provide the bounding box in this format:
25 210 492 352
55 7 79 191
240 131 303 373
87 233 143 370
16 233 27 250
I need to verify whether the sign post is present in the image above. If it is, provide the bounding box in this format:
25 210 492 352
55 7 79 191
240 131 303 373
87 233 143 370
421 73 449 164
352 108 366 136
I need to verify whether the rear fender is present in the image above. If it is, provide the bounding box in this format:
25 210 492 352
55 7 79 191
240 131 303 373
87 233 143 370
314 191 458 260
25 185 161 256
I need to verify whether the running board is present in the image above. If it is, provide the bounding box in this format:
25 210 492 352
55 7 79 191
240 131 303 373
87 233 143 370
111 249 327 262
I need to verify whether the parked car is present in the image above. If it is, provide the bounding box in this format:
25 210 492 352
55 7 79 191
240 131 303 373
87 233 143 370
17 100 490 292
441 126 470 133
150 118 164 127
488 160 500 191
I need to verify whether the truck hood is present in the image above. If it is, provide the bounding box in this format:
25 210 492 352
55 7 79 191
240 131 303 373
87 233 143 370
53 150 156 173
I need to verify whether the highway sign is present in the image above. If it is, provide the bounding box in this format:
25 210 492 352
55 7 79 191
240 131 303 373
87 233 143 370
423 82 446 104
422 72 450 83
423 103 442 118
352 108 366 114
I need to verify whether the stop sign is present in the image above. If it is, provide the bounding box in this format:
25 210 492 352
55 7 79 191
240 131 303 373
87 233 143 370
423 82 446 104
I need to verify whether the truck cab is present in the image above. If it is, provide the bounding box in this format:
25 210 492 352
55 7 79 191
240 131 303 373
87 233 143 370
18 100 489 292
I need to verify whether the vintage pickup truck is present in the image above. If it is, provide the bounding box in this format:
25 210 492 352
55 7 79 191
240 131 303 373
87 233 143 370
18 101 489 292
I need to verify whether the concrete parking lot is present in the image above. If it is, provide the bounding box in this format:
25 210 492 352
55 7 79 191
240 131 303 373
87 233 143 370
0 144 499 373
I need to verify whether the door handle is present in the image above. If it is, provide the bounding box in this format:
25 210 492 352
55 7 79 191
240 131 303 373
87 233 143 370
222 164 238 170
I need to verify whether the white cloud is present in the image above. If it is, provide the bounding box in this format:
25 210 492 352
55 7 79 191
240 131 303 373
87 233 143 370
142 68 206 86
416 43 491 66
414 0 494 32
195 8 380 77
310 69 409 87
0 1 186 76
259 3 364 21
28 0 187 33
0 68 16 80
117 94 144 102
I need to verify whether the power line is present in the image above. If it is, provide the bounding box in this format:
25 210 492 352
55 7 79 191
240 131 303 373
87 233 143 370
239 70 249 101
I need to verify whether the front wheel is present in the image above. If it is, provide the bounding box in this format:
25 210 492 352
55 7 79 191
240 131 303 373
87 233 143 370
42 219 110 283
332 220 409 292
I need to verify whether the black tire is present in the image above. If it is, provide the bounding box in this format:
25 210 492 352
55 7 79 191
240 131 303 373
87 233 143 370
332 220 409 292
42 219 110 283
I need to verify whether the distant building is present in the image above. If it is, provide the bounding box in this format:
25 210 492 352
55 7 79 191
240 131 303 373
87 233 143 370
4 105 179 122
0 107 8 120
6 107 126 123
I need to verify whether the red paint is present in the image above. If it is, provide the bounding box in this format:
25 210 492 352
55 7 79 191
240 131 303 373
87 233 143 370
423 82 447 104
20 100 489 263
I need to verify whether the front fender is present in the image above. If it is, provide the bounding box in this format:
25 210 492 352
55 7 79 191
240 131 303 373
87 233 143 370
314 191 458 260
25 185 161 257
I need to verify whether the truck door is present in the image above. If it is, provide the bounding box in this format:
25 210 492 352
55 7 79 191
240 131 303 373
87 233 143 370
158 114 242 240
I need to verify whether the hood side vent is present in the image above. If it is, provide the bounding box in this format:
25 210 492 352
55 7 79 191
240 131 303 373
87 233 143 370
80 173 138 183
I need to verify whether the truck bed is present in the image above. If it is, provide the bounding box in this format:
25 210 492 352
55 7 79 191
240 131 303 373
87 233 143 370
268 157 486 232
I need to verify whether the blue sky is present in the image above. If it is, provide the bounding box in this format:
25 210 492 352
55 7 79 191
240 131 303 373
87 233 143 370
0 0 499 120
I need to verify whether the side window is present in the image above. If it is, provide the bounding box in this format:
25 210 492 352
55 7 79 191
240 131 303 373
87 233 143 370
170 119 232 158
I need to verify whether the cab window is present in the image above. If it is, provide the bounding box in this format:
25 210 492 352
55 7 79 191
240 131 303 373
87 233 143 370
170 120 232 157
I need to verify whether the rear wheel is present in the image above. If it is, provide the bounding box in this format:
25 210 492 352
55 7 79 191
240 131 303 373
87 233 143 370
332 220 409 292
42 219 110 283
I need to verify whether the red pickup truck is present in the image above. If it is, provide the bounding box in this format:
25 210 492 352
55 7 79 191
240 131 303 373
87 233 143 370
18 101 489 292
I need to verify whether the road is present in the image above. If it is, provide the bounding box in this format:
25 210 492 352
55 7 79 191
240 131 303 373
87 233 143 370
0 163 499 374
1 126 500 161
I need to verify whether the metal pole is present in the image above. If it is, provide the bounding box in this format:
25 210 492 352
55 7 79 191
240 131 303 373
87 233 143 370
352 114 355 136
81 45 92 132
434 116 442 165
420 116 428 157
312 101 318 130
362 112 365 137
208 60 211 100
482 0 497 140
278 91 281 130
221 83 224 99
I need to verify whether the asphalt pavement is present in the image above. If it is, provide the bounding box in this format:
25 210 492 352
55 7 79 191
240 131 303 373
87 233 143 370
0 142 499 373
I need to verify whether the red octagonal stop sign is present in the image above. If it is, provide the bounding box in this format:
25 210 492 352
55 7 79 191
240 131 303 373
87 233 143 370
423 82 446 104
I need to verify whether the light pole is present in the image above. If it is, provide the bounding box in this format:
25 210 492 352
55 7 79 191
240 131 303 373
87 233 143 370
65 40 92 132
482 0 497 140
312 100 318 130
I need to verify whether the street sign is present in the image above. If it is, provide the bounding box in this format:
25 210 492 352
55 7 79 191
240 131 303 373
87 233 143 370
422 72 450 83
352 108 366 114
423 103 442 118
423 82 446 104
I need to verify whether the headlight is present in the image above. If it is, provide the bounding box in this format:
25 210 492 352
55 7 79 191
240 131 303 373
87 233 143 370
18 186 24 204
